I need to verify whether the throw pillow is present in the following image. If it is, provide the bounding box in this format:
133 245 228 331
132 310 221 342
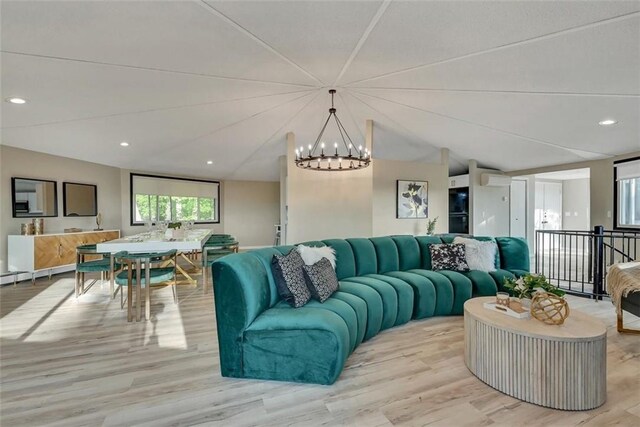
297 244 336 269
271 249 311 308
429 243 470 272
303 258 339 303
453 236 498 272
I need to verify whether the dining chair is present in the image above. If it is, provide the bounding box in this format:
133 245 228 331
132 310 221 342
114 249 178 322
202 237 238 293
75 244 120 298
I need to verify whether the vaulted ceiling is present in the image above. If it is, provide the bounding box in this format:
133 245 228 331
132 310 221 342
1 1 639 181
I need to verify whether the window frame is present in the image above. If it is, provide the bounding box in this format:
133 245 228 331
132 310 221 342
613 156 640 231
130 173 220 226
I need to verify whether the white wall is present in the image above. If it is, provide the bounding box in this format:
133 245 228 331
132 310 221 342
1 147 280 274
223 180 280 247
0 145 122 273
372 159 448 236
285 126 450 243
562 178 590 231
285 130 373 244
508 151 640 230
469 161 510 236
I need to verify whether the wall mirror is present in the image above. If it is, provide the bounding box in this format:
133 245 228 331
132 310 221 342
11 177 58 218
63 182 98 217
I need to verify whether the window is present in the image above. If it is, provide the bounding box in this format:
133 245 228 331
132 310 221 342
615 157 640 229
130 174 220 225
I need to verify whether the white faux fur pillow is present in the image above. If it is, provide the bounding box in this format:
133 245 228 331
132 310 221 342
453 237 497 272
296 244 336 269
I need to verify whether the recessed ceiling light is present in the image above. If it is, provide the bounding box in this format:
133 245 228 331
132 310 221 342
598 119 617 126
206 160 213 165
120 141 129 147
6 97 27 104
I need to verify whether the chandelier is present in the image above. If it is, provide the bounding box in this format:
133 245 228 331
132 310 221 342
295 89 370 172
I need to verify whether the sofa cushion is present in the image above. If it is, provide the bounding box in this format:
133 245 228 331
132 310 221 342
407 270 455 316
364 274 414 326
489 269 517 292
415 236 443 269
460 270 498 297
384 271 436 319
244 307 350 384
303 258 339 302
509 269 530 278
347 238 378 276
342 277 398 330
331 291 368 346
430 243 470 272
392 235 421 271
271 250 311 308
323 239 356 280
249 247 286 307
496 237 530 271
337 281 383 341
274 298 358 353
371 237 400 273
434 270 473 315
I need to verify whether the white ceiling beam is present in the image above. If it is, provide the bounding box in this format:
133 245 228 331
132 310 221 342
345 90 466 169
0 50 317 88
226 90 323 179
350 89 608 159
142 91 318 164
343 11 640 87
332 0 392 86
0 88 317 130
352 87 640 98
196 0 325 86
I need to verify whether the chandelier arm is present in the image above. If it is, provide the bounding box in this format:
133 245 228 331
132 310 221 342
334 114 361 156
331 114 349 153
310 113 333 154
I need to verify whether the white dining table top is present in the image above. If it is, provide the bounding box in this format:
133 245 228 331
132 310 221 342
96 228 212 253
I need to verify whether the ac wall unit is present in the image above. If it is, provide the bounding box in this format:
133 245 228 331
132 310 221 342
480 173 512 187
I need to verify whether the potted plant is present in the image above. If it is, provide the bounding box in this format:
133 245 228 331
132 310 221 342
426 217 438 236
503 274 565 308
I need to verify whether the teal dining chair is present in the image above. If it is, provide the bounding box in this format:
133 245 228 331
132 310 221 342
114 250 178 322
202 236 238 292
75 244 120 298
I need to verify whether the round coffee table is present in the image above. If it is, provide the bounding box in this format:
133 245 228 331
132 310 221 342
464 297 607 410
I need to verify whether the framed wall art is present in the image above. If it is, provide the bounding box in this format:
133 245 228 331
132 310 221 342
397 180 428 219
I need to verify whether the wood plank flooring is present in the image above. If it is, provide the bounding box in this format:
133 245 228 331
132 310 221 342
1 271 639 426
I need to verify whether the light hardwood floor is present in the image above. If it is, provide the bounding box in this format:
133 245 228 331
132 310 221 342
1 271 639 427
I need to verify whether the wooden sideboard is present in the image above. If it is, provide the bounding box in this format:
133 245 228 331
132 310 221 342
8 230 120 282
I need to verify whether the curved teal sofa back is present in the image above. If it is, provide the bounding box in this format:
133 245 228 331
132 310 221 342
212 235 528 380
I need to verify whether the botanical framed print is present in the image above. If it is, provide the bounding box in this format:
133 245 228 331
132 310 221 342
397 180 428 219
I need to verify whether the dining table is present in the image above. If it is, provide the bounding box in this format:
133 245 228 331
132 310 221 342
96 228 212 286
97 228 213 321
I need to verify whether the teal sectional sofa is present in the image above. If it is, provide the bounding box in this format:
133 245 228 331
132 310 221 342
211 235 529 385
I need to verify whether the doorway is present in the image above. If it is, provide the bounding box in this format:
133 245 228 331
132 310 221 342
510 179 527 238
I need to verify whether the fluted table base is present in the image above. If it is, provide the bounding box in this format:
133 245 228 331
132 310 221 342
464 298 606 411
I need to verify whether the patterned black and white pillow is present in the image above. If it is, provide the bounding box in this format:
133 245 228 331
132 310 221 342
271 249 311 308
430 243 470 272
303 257 339 303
